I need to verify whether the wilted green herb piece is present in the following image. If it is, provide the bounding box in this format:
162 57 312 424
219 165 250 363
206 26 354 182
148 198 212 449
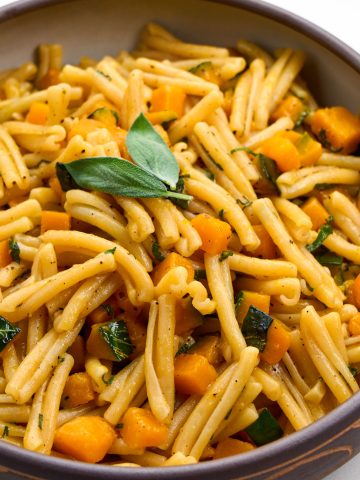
102 374 114 385
38 414 43 430
8 238 20 263
241 306 273 352
246 408 283 446
235 291 244 316
318 129 342 153
0 316 21 353
102 303 114 318
219 250 234 262
104 247 116 255
152 241 165 262
1 426 9 438
349 366 358 377
315 252 343 266
306 216 333 253
171 175 191 209
294 109 309 128
99 320 134 362
194 269 206 281
176 336 196 356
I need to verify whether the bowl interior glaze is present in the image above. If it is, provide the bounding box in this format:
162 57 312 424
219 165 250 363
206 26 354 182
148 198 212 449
0 1 360 479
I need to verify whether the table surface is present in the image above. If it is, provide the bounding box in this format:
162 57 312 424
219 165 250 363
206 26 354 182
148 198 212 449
0 0 359 479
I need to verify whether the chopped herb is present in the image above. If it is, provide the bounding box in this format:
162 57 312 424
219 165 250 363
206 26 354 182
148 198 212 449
235 291 244 316
1 426 9 438
0 316 21 353
349 366 358 377
246 408 283 446
102 374 114 385
218 209 225 220
334 269 345 286
236 197 252 208
305 282 314 292
8 238 20 263
294 109 309 128
102 303 115 318
306 216 333 253
115 423 124 429
189 61 213 74
314 183 336 190
318 129 342 153
219 250 234 262
315 252 343 266
225 408 232 420
88 107 119 125
241 306 273 352
58 356 65 364
152 241 165 262
176 336 196 356
104 247 116 255
204 169 215 181
99 320 134 362
96 70 112 81
171 175 191 209
38 413 43 430
194 269 206 281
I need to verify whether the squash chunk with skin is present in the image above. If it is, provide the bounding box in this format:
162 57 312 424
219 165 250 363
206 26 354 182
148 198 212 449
174 353 217 395
308 106 360 154
121 407 168 448
61 372 96 408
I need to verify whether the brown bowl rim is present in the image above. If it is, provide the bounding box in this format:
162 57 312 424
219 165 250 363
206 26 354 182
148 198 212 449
0 0 359 478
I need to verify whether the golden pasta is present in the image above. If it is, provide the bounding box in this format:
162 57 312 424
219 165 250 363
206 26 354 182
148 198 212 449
0 22 359 469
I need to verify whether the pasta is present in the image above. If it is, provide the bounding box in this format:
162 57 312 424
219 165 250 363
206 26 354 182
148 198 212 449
0 22 360 469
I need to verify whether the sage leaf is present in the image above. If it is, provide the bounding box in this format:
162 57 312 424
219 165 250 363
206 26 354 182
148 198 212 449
0 316 21 353
306 216 333 253
99 320 134 362
126 113 179 188
56 157 191 201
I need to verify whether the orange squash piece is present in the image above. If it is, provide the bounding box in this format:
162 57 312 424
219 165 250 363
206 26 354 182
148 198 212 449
174 353 217 395
68 118 104 141
152 252 195 286
0 240 12 268
301 197 329 230
67 336 86 373
86 323 117 361
87 298 118 326
260 319 291 365
295 132 322 167
121 407 168 448
245 224 276 259
62 372 96 409
308 106 360 155
26 101 50 125
260 133 301 172
271 95 305 123
236 290 271 324
40 211 71 234
191 213 232 255
214 438 255 459
188 335 222 365
151 85 186 118
53 416 116 463
38 68 60 89
175 297 204 336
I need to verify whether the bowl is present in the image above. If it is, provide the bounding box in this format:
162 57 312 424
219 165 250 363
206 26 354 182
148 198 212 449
0 0 360 479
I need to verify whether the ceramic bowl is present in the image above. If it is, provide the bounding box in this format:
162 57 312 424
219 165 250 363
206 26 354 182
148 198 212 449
0 1 359 479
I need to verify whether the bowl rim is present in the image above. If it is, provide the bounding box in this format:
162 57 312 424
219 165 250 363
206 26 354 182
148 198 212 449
0 0 359 478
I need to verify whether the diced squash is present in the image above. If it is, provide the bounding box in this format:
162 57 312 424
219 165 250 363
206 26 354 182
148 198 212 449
25 101 50 125
0 240 12 268
86 323 117 361
175 297 204 336
194 316 221 336
214 438 255 459
245 224 276 259
260 133 301 172
38 68 60 89
67 118 104 141
271 95 305 123
88 107 119 128
174 353 217 395
67 335 86 373
87 298 118 325
348 313 360 336
301 197 329 231
53 416 116 463
125 314 147 355
308 106 360 155
151 85 186 118
48 176 63 199
146 110 178 125
41 211 71 234
191 213 232 255
236 290 271 324
295 132 322 167
352 274 360 310
62 372 96 409
121 407 168 448
152 252 194 285
114 293 143 317
260 319 291 365
188 335 222 365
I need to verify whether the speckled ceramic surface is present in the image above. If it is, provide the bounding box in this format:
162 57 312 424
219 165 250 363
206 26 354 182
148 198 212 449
0 1 359 479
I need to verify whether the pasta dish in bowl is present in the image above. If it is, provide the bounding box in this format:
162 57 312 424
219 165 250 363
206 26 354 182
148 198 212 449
0 0 359 479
